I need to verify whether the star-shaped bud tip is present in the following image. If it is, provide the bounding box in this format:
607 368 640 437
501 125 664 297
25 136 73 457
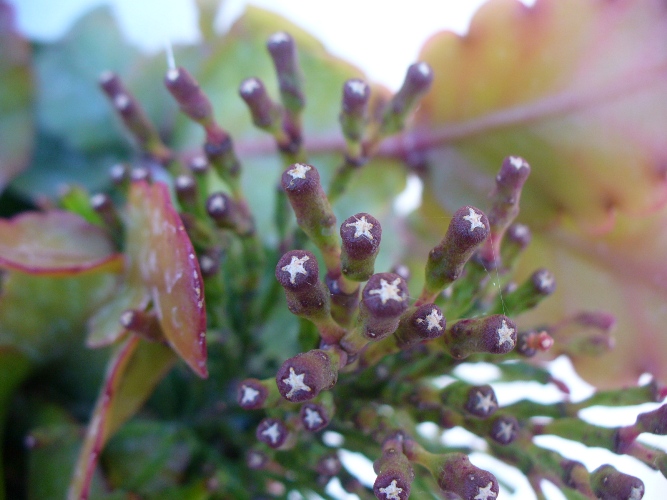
463 207 486 232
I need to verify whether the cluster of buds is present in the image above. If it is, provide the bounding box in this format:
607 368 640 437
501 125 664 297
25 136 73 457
86 27 667 500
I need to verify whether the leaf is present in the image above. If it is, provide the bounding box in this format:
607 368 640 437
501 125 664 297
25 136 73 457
68 335 176 500
127 181 208 378
0 210 122 275
0 347 31 497
0 271 116 361
415 0 667 387
0 1 34 190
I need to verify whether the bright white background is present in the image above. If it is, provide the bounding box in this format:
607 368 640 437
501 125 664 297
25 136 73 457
12 0 667 498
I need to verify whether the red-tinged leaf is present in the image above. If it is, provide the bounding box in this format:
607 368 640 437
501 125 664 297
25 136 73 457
413 0 667 388
416 0 667 233
0 1 34 189
0 211 122 275
126 181 208 378
68 335 176 500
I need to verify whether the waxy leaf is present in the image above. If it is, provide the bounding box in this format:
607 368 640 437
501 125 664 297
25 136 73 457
69 335 176 500
127 181 208 378
0 211 122 275
415 0 667 387
0 1 34 190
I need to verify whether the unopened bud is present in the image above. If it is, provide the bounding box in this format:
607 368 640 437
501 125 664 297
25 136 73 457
358 273 409 341
590 464 644 500
205 192 254 236
237 378 269 410
490 414 519 445
340 213 382 281
381 62 433 135
266 32 305 113
256 417 290 449
239 77 282 130
275 349 339 403
393 304 446 348
300 402 331 432
340 79 370 142
445 315 517 359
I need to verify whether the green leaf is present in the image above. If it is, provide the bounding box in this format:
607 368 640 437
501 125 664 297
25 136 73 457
68 335 176 500
415 0 667 387
0 1 34 190
0 211 122 275
0 271 116 361
126 180 208 377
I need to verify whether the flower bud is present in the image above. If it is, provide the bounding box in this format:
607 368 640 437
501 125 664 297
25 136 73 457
359 273 409 341
281 164 339 271
340 213 382 281
561 460 595 497
316 452 341 477
340 79 370 142
500 222 532 270
635 404 667 435
175 174 198 212
109 163 130 187
445 315 517 359
205 192 254 236
256 417 290 449
275 349 339 403
130 167 151 183
246 449 269 470
99 72 169 161
325 274 360 328
266 32 305 114
442 382 499 418
489 414 519 445
491 268 556 315
373 443 413 500
479 156 531 268
393 304 446 349
590 464 644 500
421 206 489 304
300 402 331 432
237 378 269 410
381 62 433 135
516 330 554 357
239 77 282 131
90 193 122 235
164 66 214 125
419 451 499 500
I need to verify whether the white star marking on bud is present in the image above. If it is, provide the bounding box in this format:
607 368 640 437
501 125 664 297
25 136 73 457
208 194 225 212
269 32 290 44
474 482 497 500
369 278 404 305
416 62 431 77
536 271 555 291
282 366 312 399
241 385 260 404
495 420 515 442
346 216 374 240
628 486 643 500
462 207 485 232
281 255 309 284
261 422 282 445
303 407 324 429
347 80 368 96
497 320 515 347
474 391 497 414
379 479 403 500
509 156 526 170
416 308 444 331
287 163 311 179
241 78 261 94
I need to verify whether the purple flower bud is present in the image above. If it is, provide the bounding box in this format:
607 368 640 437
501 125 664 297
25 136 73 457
381 62 433 135
256 417 289 449
246 449 269 470
373 447 414 500
359 273 409 341
421 206 489 303
275 349 338 403
490 415 519 445
188 154 209 176
340 79 370 141
316 453 341 477
275 249 320 292
130 167 151 183
90 193 122 232
198 248 221 278
394 304 446 348
435 453 499 500
175 174 198 208
490 269 555 316
516 330 554 357
561 460 595 496
340 213 382 281
532 268 556 295
205 192 254 236
164 66 214 123
463 385 499 418
237 378 269 410
590 464 644 500
239 77 281 130
445 315 517 359
109 163 129 186
266 32 305 113
635 404 667 435
300 402 330 432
